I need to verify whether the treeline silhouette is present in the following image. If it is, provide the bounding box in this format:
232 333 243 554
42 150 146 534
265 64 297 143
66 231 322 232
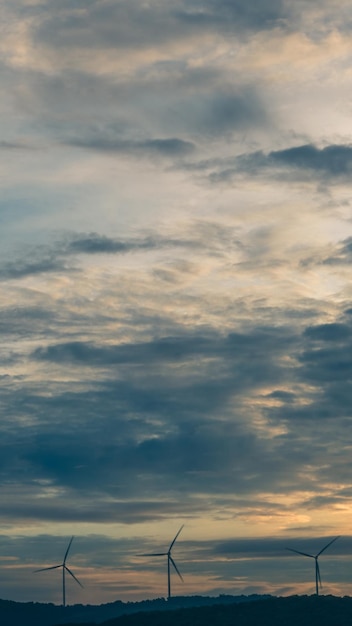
2 595 352 626
59 596 352 626
0 595 266 626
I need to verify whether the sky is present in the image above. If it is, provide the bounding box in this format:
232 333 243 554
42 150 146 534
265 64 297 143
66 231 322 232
2 0 352 606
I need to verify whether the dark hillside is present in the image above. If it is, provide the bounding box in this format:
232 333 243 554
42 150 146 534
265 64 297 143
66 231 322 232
1 595 352 626
0 595 266 626
60 595 352 626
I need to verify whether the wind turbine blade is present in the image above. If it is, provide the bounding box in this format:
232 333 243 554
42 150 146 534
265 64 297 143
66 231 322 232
169 525 184 552
316 536 340 557
34 565 61 572
64 536 74 564
169 556 183 582
136 553 168 557
65 566 84 588
286 548 314 558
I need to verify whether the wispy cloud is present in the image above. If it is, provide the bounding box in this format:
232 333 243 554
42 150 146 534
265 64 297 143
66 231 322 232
68 136 195 157
189 144 352 183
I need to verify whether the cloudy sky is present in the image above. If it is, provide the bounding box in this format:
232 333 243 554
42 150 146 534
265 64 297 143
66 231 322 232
2 0 352 606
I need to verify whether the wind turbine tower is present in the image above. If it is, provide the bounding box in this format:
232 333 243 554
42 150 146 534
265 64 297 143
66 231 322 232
34 536 83 607
138 525 184 599
286 536 340 595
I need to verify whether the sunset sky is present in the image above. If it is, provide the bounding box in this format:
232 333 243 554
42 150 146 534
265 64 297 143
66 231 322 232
2 0 352 606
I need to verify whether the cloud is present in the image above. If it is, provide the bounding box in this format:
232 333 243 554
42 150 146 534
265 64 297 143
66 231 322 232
194 144 352 183
260 311 352 469
175 87 267 137
0 141 34 150
297 314 352 387
188 0 288 31
64 232 196 255
264 144 352 177
4 25 269 150
213 535 344 559
0 319 320 520
0 257 66 279
0 231 201 280
303 322 351 342
32 326 296 371
266 390 296 403
322 237 352 265
0 306 57 341
68 136 195 157
31 0 289 54
0 317 303 522
45 72 267 144
62 83 266 146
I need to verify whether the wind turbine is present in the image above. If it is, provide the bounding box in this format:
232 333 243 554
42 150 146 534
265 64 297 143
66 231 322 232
138 525 184 599
34 536 83 607
286 536 340 595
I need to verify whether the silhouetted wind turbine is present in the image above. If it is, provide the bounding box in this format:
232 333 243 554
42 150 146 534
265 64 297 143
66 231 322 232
286 536 340 595
138 525 184 599
34 536 83 607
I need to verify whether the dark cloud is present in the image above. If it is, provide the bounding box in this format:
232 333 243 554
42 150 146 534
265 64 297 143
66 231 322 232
177 87 267 137
0 306 56 339
17 427 262 505
0 231 200 280
322 237 352 265
68 136 195 157
213 536 343 559
298 339 352 384
184 0 287 31
0 257 66 279
0 410 266 521
0 320 317 523
265 144 352 176
266 390 296 403
64 232 192 254
0 533 141 567
195 144 352 183
32 0 288 53
0 492 193 525
260 311 352 450
28 326 298 450
33 327 296 371
303 323 351 342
